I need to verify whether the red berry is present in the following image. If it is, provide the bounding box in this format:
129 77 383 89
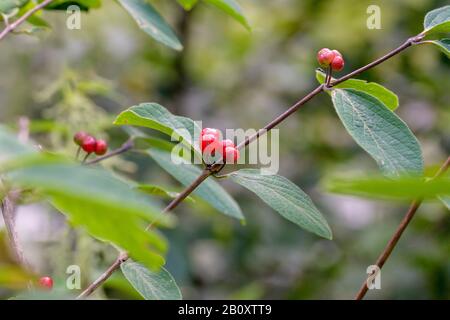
201 128 220 140
317 48 336 67
221 139 235 154
38 276 53 290
95 139 108 156
332 49 342 58
331 55 345 71
73 131 88 146
200 134 217 152
224 146 239 163
81 136 97 153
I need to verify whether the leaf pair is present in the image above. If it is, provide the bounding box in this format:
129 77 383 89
420 6 450 57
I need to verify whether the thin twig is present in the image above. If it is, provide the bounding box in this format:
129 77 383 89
355 156 450 300
0 0 55 42
78 33 423 299
85 138 134 165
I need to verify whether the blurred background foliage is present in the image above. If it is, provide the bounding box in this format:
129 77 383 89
0 0 449 299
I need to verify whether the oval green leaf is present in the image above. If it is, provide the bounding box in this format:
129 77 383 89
331 89 423 177
420 39 450 58
203 0 250 30
147 149 244 220
229 169 332 239
423 5 450 36
117 0 183 51
121 260 182 300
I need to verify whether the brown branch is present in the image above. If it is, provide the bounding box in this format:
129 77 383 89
78 33 423 299
85 138 134 165
355 156 450 300
0 0 55 42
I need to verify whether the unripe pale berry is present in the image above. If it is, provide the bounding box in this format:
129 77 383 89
81 136 97 153
317 48 335 67
95 139 108 156
224 146 239 163
331 55 345 71
221 139 235 154
73 131 88 146
38 276 53 290
201 128 220 140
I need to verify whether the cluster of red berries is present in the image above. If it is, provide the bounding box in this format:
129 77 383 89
317 48 345 71
38 276 53 290
200 128 239 163
73 131 108 156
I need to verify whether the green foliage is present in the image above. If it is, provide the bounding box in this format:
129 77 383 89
439 197 450 210
8 163 171 270
229 169 332 239
325 175 450 200
0 126 35 167
177 0 198 11
121 260 182 300
421 39 450 58
41 0 102 11
423 5 450 36
330 89 423 177
114 103 202 160
316 70 399 110
203 0 250 30
137 184 195 203
117 0 182 51
0 0 29 14
148 149 244 220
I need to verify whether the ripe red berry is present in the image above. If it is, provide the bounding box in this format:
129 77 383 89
221 139 235 154
95 139 108 156
201 128 220 140
38 276 53 290
332 49 342 58
224 146 239 163
81 135 97 153
331 55 345 71
73 131 88 146
317 48 336 67
200 134 218 152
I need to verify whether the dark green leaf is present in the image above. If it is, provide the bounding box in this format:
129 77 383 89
121 260 182 300
316 70 399 110
203 0 250 30
423 5 450 36
229 169 332 239
420 39 450 58
147 149 244 220
117 0 182 50
331 89 423 177
9 164 171 270
42 0 101 11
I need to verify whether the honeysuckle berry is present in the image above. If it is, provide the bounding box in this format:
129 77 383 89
73 131 88 146
332 49 342 58
221 139 235 154
201 128 220 140
317 48 336 67
95 139 108 156
224 146 239 163
331 55 345 71
200 134 218 152
38 276 53 290
81 135 97 154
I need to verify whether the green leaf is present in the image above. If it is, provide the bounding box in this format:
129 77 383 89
177 0 198 10
316 70 399 111
0 0 29 14
137 184 195 203
147 149 244 220
0 126 35 166
42 0 102 11
439 196 450 210
114 103 202 159
420 39 450 58
229 169 332 239
121 260 182 300
423 5 450 36
331 89 423 177
325 175 450 200
117 0 182 51
8 163 171 270
203 0 250 30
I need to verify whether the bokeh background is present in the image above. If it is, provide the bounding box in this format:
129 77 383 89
0 0 449 299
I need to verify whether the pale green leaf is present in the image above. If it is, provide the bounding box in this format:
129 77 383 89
203 0 250 30
177 0 198 10
147 149 244 220
331 89 423 177
316 70 399 110
0 0 29 14
137 184 195 203
420 39 450 58
117 0 182 50
439 196 450 210
121 260 182 300
229 169 332 239
423 5 450 36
